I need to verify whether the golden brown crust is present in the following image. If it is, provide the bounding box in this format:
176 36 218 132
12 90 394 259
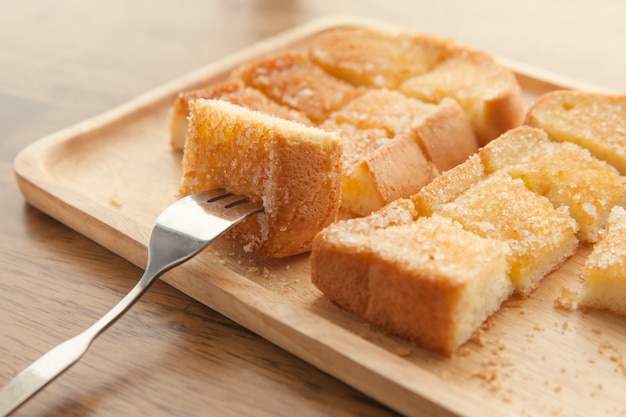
352 133 437 215
180 99 342 258
412 97 479 172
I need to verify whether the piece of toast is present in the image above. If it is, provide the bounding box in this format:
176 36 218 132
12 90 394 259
400 47 525 146
179 99 342 258
434 170 579 297
581 206 626 316
308 27 451 89
311 203 513 356
322 122 437 217
320 88 477 216
525 90 626 175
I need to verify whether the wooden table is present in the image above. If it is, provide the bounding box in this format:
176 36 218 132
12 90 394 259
1 1 625 416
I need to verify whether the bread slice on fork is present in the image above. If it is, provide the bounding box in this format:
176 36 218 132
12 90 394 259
179 99 342 258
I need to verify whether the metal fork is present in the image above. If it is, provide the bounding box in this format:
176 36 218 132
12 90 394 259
0 189 263 416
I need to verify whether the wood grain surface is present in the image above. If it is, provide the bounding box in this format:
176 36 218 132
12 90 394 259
2 1 626 417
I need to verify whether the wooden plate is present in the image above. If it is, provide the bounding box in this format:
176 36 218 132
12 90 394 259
14 16 626 417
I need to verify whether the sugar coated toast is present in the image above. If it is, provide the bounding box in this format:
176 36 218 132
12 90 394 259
179 99 342 258
308 27 451 89
312 205 513 355
434 170 579 297
400 48 525 145
171 27 626 355
320 89 477 216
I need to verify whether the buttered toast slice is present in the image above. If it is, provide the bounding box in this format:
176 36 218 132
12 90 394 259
312 203 513 356
180 99 342 258
526 90 626 175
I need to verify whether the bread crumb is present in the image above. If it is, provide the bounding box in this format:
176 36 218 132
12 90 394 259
554 286 579 311
471 328 487 346
599 340 614 354
482 316 496 330
456 346 472 357
597 339 626 376
109 193 123 208
472 367 500 390
394 346 413 357
439 370 452 380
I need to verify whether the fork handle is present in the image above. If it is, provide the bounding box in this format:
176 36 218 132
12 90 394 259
0 267 160 417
